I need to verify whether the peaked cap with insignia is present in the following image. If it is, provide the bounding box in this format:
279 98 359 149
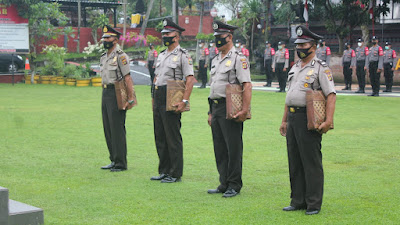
385 41 391 46
102 25 122 38
212 20 238 36
294 25 323 44
161 18 185 33
357 38 363 42
372 36 378 40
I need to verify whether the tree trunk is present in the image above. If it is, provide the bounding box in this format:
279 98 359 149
251 18 255 62
195 1 205 64
337 36 344 55
77 0 81 53
136 0 155 47
361 24 369 46
121 0 127 49
172 0 176 23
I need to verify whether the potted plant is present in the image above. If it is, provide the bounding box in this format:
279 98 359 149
59 64 76 85
75 63 91 87
39 65 53 84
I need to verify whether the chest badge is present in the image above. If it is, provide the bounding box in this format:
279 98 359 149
304 83 309 88
305 76 310 80
173 56 178 62
307 70 314 75
113 56 117 63
225 60 232 67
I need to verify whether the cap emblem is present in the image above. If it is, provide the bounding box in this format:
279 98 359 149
212 23 218 30
296 27 303 36
163 20 168 26
103 26 108 32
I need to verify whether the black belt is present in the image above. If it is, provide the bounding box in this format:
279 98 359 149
211 98 226 104
154 85 166 90
103 83 115 89
288 106 306 113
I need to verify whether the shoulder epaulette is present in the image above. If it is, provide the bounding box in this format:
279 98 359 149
101 52 106 57
116 49 124 55
316 59 328 67
160 49 166 53
234 50 244 56
180 48 188 54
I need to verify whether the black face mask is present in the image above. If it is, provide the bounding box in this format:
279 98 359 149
296 46 313 59
103 41 114 49
163 36 176 46
215 36 228 48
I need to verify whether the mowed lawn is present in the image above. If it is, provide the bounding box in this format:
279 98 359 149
0 83 399 224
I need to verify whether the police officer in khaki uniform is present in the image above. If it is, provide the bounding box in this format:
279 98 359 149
198 40 210 88
208 40 219 69
341 42 356 90
264 41 275 87
355 38 369 93
207 21 252 198
150 19 195 183
365 36 384 96
100 25 135 172
280 25 336 215
316 39 331 66
147 43 158 85
383 42 397 92
272 41 289 92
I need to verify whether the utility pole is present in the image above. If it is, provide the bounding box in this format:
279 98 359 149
172 0 176 23
77 0 81 53
122 0 127 49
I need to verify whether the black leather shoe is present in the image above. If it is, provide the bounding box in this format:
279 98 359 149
305 209 320 215
101 162 115 169
150 173 167 180
282 206 306 211
110 167 126 172
368 93 375 96
161 176 181 183
222 188 239 198
207 189 223 194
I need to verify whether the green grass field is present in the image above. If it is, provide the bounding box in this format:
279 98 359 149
0 84 399 224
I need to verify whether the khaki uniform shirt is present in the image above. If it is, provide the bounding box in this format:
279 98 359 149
209 46 251 99
285 56 336 107
148 49 158 62
209 46 218 60
316 46 331 66
342 48 356 67
199 47 210 65
154 45 194 86
100 45 131 85
365 45 384 69
356 46 369 63
383 49 397 69
272 48 289 69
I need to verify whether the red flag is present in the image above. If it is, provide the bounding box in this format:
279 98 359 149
303 0 309 22
369 0 374 19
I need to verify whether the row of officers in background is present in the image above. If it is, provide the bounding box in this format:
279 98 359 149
263 37 397 97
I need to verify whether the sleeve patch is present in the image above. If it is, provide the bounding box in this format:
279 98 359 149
121 56 128 65
325 69 333 81
242 62 248 69
188 56 193 65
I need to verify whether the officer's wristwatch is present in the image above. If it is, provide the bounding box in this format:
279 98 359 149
128 99 135 104
182 99 189 105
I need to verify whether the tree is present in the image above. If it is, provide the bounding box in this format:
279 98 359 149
88 13 109 44
215 0 242 18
